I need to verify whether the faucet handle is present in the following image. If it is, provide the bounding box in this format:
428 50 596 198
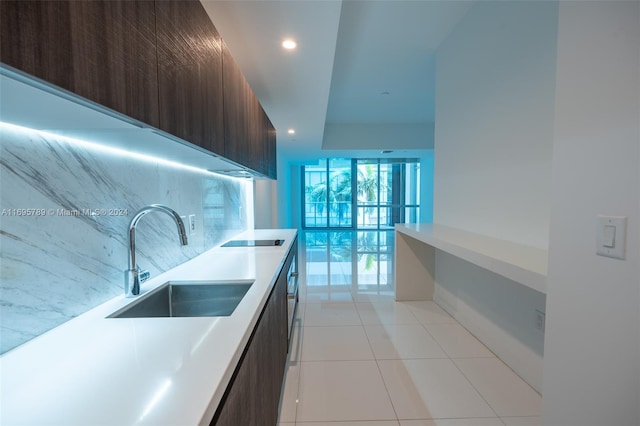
124 266 150 298
137 265 151 283
139 270 150 283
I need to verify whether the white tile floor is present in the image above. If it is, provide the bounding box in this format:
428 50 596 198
278 232 541 426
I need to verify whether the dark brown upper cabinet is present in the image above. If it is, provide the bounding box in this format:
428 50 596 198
1 0 276 179
0 0 159 127
222 45 253 169
155 0 225 156
261 107 278 179
222 43 277 179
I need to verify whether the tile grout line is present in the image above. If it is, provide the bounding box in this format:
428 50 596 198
356 289 401 423
403 301 453 359
285 232 534 426
374 297 505 423
404 301 505 420
449 355 502 420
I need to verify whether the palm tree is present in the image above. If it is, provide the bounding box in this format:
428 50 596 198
357 164 389 226
307 181 329 214
331 169 352 223
307 163 391 227
357 164 378 204
307 168 352 225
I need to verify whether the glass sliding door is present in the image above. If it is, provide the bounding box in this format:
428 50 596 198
378 162 394 229
356 162 379 229
301 230 395 296
403 161 421 223
303 159 328 228
328 159 352 228
303 158 352 228
355 159 420 229
301 231 354 302
355 230 394 293
302 158 421 230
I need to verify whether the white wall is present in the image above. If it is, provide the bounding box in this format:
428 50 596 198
434 1 558 249
323 123 434 150
542 2 640 425
434 250 547 390
275 152 293 228
289 164 301 229
253 179 277 229
433 1 559 392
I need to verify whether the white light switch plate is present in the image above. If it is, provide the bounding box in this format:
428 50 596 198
596 215 627 260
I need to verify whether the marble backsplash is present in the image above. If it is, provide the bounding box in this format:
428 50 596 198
0 123 251 354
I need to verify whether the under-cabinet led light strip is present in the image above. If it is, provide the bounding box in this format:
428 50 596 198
0 121 245 182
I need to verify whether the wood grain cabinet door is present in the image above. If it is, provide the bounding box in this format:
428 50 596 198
0 0 159 127
260 107 278 180
212 275 287 425
212 243 292 425
251 98 278 180
155 0 225 156
222 43 277 179
1 0 275 177
222 44 252 169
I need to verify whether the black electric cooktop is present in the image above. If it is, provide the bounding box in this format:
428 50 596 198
221 239 284 247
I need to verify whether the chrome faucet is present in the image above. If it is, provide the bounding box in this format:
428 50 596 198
124 204 188 297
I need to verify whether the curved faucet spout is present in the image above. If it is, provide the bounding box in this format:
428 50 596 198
125 204 188 297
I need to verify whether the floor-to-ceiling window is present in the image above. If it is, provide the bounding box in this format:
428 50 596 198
302 158 420 230
303 160 328 227
303 159 353 228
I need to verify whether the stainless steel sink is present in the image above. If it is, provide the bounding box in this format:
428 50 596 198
108 280 254 318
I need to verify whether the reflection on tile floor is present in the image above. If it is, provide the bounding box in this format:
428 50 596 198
278 231 541 426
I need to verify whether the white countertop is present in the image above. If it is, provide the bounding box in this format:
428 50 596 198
396 224 547 294
0 228 297 426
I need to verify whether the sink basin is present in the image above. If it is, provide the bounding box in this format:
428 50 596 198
108 280 254 318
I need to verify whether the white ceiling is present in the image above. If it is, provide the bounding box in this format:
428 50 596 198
202 1 475 162
327 1 473 124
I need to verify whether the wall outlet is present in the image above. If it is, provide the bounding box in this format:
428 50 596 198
534 310 545 332
188 214 196 235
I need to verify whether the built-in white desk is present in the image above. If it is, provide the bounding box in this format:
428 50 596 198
394 223 548 300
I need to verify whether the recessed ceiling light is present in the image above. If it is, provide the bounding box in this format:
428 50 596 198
282 39 297 50
287 129 296 135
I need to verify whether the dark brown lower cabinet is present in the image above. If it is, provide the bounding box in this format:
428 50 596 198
211 242 295 425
